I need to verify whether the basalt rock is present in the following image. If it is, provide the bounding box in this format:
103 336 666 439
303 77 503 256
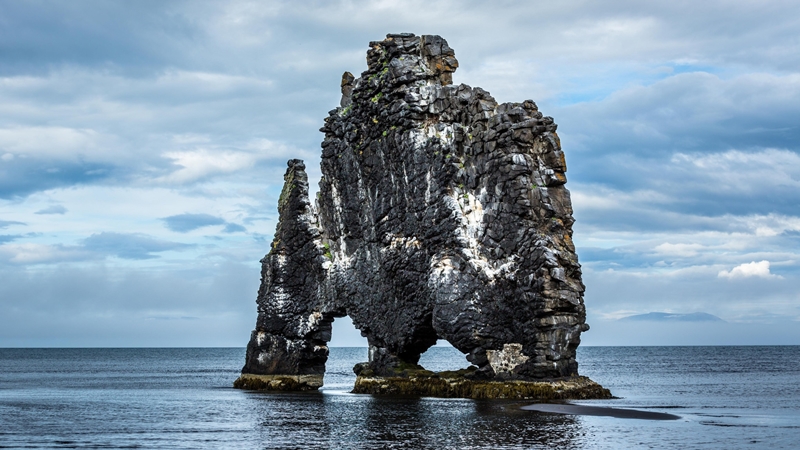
352 375 611 400
236 33 599 396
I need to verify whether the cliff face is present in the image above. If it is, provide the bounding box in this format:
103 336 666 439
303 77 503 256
240 33 588 386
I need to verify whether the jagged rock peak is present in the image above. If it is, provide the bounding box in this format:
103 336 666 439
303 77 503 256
339 33 459 107
238 34 595 394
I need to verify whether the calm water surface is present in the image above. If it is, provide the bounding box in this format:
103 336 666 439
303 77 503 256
1 346 798 449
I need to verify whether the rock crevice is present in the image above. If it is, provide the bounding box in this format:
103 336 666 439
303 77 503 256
237 34 598 395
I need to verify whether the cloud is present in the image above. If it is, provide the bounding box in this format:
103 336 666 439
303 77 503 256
2 0 800 345
561 73 800 221
82 232 192 260
153 139 311 186
653 242 704 257
0 242 95 264
0 66 316 198
0 261 259 347
570 152 800 238
4 1 800 76
223 223 246 233
584 320 800 346
157 150 263 185
581 262 797 325
718 260 780 279
162 213 250 234
0 126 118 161
34 205 67 215
0 157 117 199
0 126 133 197
665 149 800 215
162 213 226 232
0 220 26 229
0 227 253 265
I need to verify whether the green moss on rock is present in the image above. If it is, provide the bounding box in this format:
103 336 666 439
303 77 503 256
351 375 611 400
233 373 323 392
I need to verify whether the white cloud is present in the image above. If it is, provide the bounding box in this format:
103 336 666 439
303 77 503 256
653 242 704 257
0 126 120 161
0 243 93 264
718 260 780 279
671 149 800 194
740 214 800 237
596 309 642 321
153 138 311 185
571 186 673 211
157 149 262 184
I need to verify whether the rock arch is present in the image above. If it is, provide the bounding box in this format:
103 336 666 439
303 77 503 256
235 34 598 394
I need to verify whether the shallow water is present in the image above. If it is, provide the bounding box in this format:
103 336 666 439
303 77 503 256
1 346 798 449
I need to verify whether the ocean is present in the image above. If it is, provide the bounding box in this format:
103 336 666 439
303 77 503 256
1 346 798 449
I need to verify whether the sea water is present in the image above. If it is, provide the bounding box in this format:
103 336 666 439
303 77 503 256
1 346 798 449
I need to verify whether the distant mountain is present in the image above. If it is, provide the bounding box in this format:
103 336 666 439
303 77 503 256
619 312 725 322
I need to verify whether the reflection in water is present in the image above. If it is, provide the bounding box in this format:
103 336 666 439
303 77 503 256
3 347 798 448
251 391 581 449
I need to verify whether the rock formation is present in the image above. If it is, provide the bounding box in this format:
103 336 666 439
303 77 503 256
235 33 605 398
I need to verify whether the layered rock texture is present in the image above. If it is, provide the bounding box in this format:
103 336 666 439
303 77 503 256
236 34 603 398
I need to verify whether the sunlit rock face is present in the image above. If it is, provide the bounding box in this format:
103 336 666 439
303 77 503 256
240 33 588 385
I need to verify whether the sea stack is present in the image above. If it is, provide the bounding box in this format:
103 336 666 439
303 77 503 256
234 33 609 400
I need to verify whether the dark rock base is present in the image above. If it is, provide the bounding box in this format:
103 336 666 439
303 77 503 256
352 375 612 400
233 373 323 391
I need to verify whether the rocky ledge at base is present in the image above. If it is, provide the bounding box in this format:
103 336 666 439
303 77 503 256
234 33 610 400
233 374 323 391
352 375 611 400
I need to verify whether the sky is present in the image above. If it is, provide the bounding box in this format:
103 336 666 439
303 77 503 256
1 0 799 348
